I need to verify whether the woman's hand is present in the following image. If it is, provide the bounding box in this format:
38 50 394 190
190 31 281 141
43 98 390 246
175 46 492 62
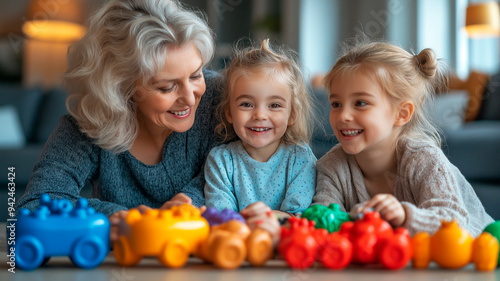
364 194 406 227
108 205 152 243
240 201 282 247
160 193 192 209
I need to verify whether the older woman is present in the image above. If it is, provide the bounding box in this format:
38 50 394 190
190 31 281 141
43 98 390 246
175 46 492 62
17 0 220 240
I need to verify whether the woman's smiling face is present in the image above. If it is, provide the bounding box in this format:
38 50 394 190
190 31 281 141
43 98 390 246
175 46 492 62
133 43 206 135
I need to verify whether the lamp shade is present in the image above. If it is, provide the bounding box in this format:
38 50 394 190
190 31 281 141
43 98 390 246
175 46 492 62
465 1 500 37
22 0 87 42
21 0 90 89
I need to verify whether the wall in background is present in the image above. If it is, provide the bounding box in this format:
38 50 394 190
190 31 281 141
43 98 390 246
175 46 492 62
0 0 497 85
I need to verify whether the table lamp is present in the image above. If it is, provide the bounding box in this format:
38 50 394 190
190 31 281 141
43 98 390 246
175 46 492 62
22 0 88 89
465 1 500 37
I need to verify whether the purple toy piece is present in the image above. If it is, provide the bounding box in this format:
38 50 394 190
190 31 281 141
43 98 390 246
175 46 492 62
202 207 245 226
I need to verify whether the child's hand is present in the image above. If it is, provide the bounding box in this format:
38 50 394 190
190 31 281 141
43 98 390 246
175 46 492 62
349 202 370 220
160 193 192 209
364 194 406 227
109 210 128 243
240 202 281 247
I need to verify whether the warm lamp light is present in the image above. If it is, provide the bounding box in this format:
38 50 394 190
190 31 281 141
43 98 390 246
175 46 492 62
22 0 88 89
22 20 87 42
465 1 500 37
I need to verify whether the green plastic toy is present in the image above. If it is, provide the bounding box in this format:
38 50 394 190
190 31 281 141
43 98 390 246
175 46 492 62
301 203 350 233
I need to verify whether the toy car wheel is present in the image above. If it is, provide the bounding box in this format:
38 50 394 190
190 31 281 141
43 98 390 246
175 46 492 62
246 229 273 266
158 239 189 268
319 234 352 269
70 235 108 269
213 237 246 269
114 236 141 266
379 240 412 270
282 241 316 269
16 236 44 271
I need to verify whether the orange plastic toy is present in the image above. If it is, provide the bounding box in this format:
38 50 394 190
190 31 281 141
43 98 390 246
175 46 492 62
113 204 209 267
279 212 412 270
412 220 499 271
197 220 273 269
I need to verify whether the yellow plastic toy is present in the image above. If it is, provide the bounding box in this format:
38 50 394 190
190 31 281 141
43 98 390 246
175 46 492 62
196 220 273 269
412 220 499 271
113 204 209 267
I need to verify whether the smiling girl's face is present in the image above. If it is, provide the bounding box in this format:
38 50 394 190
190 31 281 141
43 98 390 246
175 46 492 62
328 69 401 157
226 69 294 162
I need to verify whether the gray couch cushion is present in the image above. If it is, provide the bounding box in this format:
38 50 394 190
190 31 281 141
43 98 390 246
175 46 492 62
33 88 68 143
442 121 500 181
478 72 500 121
430 91 468 131
0 84 43 141
311 88 337 158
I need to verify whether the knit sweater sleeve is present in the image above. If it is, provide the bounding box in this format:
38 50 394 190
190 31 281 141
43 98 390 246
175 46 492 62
312 145 348 211
399 142 492 237
16 115 127 216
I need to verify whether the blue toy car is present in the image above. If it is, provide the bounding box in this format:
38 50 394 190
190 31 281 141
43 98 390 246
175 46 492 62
15 194 110 270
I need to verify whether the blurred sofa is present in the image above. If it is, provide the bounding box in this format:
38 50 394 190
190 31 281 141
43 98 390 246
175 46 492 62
310 72 500 220
0 84 67 190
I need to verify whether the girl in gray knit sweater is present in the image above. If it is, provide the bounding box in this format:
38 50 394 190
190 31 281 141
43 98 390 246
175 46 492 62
313 41 493 237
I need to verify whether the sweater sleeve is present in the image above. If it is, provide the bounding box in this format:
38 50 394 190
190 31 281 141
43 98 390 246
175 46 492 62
204 145 238 211
400 145 480 236
16 116 127 216
280 145 317 214
312 146 348 211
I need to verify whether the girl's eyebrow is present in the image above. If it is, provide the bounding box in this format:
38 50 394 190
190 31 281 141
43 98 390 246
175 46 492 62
234 95 255 101
330 92 375 99
234 95 287 102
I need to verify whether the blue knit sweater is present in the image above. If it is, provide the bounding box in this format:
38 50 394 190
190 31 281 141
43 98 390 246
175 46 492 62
17 70 221 216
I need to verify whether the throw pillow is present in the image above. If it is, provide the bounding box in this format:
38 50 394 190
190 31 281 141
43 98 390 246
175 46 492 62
431 91 469 131
0 105 26 148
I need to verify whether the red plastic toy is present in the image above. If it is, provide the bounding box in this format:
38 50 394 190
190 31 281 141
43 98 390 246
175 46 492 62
278 217 351 269
278 212 412 270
